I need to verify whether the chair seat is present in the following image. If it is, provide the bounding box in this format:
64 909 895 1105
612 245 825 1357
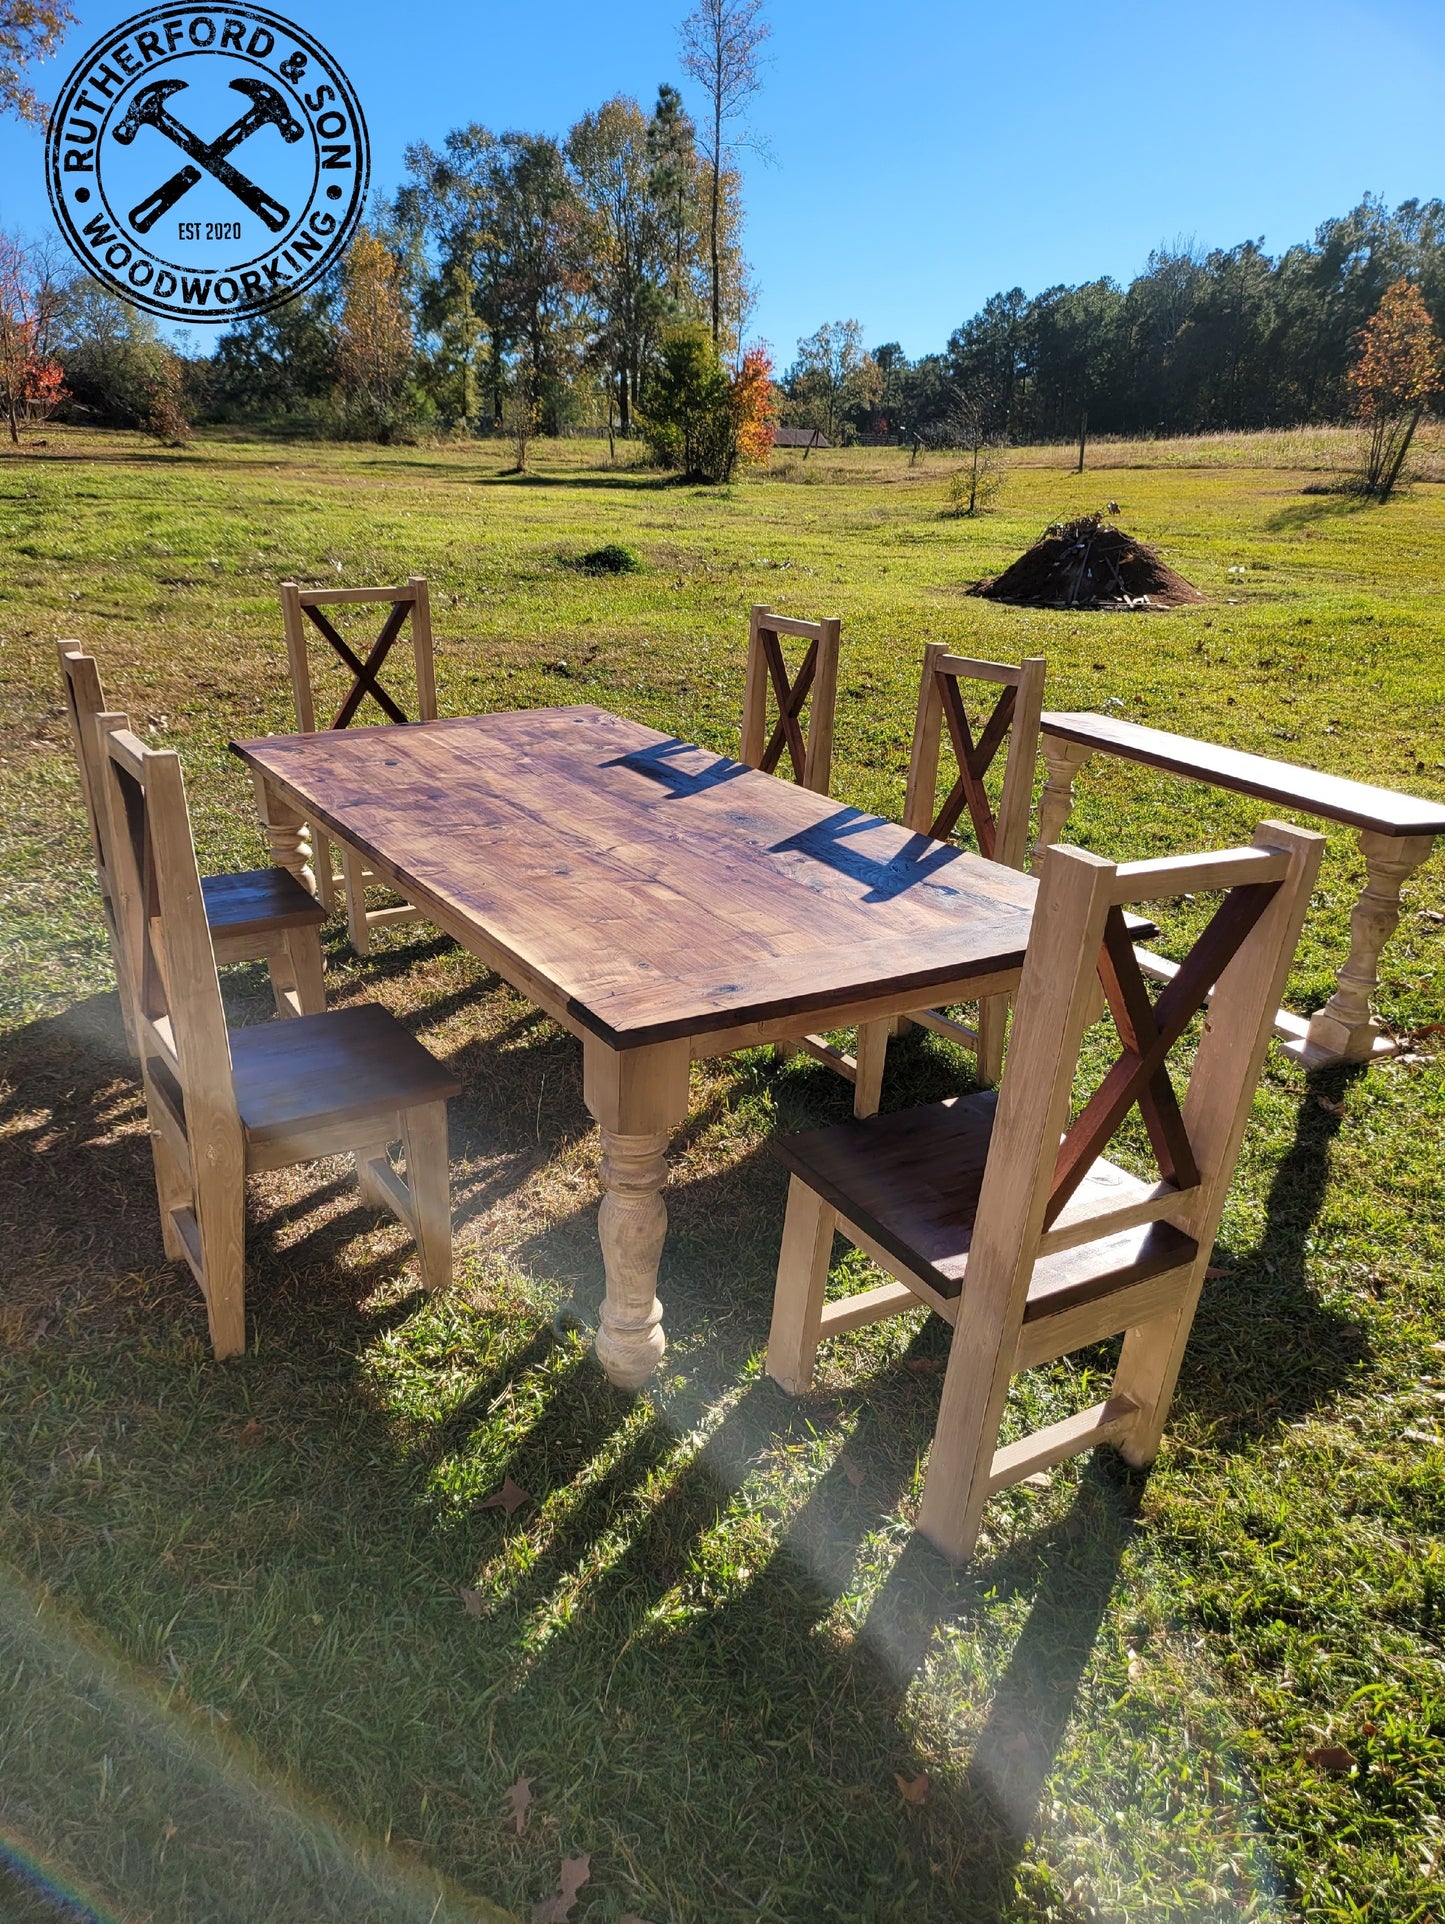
774 1093 1197 1321
202 867 328 939
230 1005 461 1144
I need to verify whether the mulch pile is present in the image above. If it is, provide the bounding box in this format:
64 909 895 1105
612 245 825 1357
968 512 1205 610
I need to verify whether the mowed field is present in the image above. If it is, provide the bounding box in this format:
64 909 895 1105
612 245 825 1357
1 428 1443 1924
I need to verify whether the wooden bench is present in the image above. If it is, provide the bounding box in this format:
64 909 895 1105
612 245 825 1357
1034 712 1445 1068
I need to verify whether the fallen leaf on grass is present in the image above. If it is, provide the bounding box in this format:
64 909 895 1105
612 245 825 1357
1315 1096 1346 1118
236 1419 264 1446
461 1587 485 1617
1403 1428 1441 1446
482 1476 531 1516
894 1770 930 1806
1002 1730 1031 1754
1204 1266 1231 1280
904 1357 942 1374
532 1853 590 1922
840 1453 867 1489
502 1774 534 1834
1305 1744 1355 1774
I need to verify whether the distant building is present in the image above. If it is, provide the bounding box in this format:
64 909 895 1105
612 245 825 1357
773 426 831 450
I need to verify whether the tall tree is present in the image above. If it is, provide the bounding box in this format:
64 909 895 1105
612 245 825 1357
1 0 73 123
679 0 768 343
567 95 670 433
337 229 413 434
1350 278 1442 500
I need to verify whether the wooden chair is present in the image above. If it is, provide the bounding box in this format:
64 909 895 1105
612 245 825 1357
766 819 1323 1561
101 722 460 1360
790 648 1046 1114
739 605 841 796
58 643 327 1050
280 576 436 955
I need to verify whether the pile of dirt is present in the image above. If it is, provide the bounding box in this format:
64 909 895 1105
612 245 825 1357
968 512 1205 610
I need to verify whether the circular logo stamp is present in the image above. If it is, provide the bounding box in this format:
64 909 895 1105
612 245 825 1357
45 3 369 324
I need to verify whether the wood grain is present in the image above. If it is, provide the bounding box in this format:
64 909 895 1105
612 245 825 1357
234 708 1037 1051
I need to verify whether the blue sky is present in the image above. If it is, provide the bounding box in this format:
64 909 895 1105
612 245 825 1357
3 0 1442 359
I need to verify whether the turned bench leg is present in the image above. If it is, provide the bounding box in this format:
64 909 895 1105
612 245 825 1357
1305 830 1436 1063
1032 738 1093 870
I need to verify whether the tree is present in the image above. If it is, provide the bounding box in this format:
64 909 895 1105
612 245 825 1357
644 321 771 480
0 230 66 442
646 83 701 307
336 229 413 437
567 95 672 434
212 286 337 419
1 0 74 124
786 319 876 444
679 0 769 343
1349 277 1442 500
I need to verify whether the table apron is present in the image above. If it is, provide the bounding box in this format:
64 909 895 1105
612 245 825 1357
688 967 1024 1058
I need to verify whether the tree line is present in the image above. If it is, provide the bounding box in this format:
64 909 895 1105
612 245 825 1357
781 197 1445 448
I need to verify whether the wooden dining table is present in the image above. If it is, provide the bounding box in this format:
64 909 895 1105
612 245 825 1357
233 706 1037 1388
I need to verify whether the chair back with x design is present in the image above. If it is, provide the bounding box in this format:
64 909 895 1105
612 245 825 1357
278 576 435 944
765 818 1324 1560
739 605 841 795
280 576 436 735
919 820 1324 1553
902 646 1045 870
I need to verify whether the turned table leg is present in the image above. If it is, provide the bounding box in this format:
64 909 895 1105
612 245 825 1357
1305 830 1436 1063
583 1037 692 1390
252 771 317 897
1032 737 1094 870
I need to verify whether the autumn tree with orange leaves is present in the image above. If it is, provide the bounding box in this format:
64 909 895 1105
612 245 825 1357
1350 278 1442 501
0 230 67 444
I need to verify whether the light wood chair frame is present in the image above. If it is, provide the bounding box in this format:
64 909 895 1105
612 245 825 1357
280 576 436 955
58 642 326 1048
766 819 1323 1561
789 647 1045 1113
739 605 841 796
101 722 456 1359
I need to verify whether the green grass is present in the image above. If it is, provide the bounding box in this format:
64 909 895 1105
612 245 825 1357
1 427 1443 1923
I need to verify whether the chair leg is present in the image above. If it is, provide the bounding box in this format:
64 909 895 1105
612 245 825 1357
399 1101 452 1291
193 1164 247 1361
148 1123 189 1262
277 925 326 1016
975 992 1008 1087
917 1320 1015 1563
853 1020 889 1118
766 1177 836 1394
341 846 372 956
1109 1272 1205 1468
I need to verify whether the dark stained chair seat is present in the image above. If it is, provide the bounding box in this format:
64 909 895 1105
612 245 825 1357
773 1093 1197 1323
201 867 329 939
230 1006 461 1144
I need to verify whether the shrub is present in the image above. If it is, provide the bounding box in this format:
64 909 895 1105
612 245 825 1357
573 544 641 575
643 324 774 482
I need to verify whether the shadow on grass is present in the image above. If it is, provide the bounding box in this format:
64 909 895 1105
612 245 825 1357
0 976 1363 1920
1262 492 1376 532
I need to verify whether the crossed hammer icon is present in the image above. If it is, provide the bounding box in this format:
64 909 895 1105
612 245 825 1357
114 77 304 235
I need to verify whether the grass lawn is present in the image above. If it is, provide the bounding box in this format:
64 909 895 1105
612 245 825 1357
1 427 1443 1924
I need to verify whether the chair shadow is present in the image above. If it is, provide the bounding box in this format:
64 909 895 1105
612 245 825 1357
1167 1061 1370 1444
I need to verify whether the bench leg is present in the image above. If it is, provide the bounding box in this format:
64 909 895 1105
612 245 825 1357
1305 830 1435 1063
1032 739 1093 871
